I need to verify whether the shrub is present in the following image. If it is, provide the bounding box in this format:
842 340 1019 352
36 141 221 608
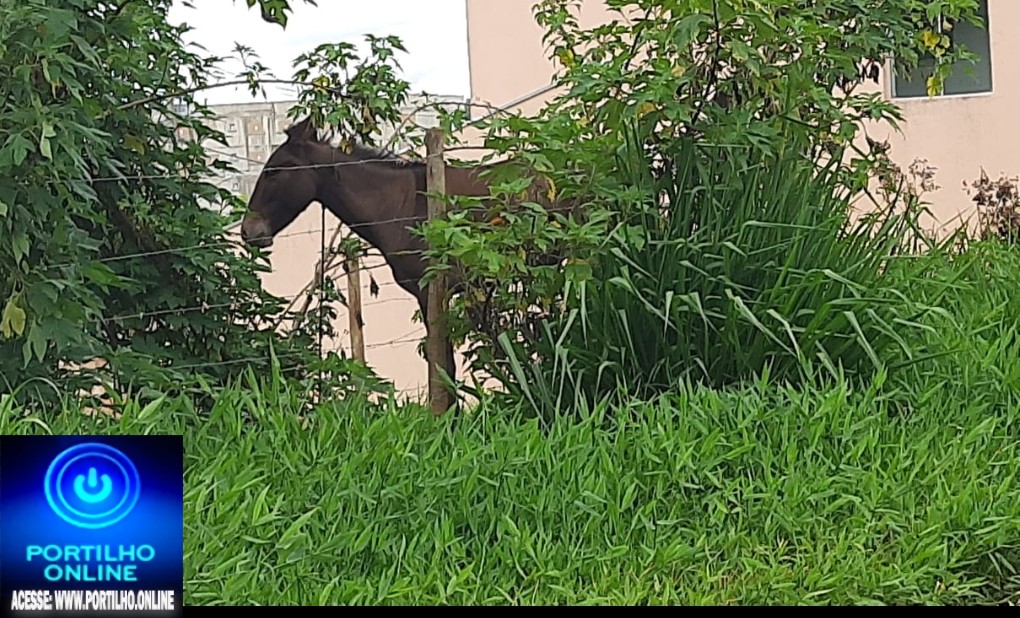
426 0 987 409
968 171 1020 243
487 130 945 416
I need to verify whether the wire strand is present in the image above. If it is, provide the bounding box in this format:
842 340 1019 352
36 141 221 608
40 216 428 273
62 154 418 186
99 286 416 325
30 79 565 276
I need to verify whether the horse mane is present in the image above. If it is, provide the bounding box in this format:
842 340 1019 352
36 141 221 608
284 117 425 169
346 142 424 169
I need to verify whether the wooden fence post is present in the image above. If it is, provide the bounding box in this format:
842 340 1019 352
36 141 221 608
345 245 366 362
425 128 453 415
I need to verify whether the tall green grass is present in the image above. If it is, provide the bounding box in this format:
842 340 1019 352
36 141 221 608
3 316 1020 606
881 238 1020 397
498 134 944 416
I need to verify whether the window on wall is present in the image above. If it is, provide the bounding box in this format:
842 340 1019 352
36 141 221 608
893 0 992 98
170 99 190 116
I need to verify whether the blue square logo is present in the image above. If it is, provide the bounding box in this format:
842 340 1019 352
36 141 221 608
1 435 183 616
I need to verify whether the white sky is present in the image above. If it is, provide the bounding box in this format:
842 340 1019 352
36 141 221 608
168 0 471 106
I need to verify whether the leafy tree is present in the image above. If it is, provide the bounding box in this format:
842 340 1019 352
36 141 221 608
0 0 378 407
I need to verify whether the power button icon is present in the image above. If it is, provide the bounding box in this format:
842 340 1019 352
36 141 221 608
74 467 114 503
44 443 141 529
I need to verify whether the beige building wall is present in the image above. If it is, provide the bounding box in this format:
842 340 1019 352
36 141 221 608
465 0 1019 231
867 1 1019 232
465 0 617 119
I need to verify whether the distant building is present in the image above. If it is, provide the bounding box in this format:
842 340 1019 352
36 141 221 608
190 95 463 200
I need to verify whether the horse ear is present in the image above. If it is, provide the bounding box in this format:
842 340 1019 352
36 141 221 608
285 116 317 143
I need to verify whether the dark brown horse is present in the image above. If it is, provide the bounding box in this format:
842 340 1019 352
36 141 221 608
239 116 568 389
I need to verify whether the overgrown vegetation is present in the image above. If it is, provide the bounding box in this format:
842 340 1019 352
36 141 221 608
0 0 414 406
482 130 950 416
0 0 993 407
4 240 1020 605
419 0 989 410
4 0 1019 606
0 0 314 404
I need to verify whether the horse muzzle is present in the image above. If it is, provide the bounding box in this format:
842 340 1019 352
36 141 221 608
239 216 275 248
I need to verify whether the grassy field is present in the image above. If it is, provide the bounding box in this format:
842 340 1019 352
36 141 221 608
3 241 1020 605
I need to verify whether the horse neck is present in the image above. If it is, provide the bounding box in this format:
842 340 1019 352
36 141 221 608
312 146 424 252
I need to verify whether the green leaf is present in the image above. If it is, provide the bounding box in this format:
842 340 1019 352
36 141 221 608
138 395 168 421
672 13 713 49
255 0 292 27
1 299 27 338
6 134 32 166
0 200 7 218
565 260 593 283
83 262 123 288
12 233 30 263
27 325 47 362
41 58 52 84
123 134 147 155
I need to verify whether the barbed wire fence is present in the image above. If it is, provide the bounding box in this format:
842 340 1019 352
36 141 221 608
48 160 467 406
45 83 560 407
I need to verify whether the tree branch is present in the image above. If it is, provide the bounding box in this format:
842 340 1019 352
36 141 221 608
115 78 330 112
689 0 723 132
381 99 527 153
621 5 656 74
